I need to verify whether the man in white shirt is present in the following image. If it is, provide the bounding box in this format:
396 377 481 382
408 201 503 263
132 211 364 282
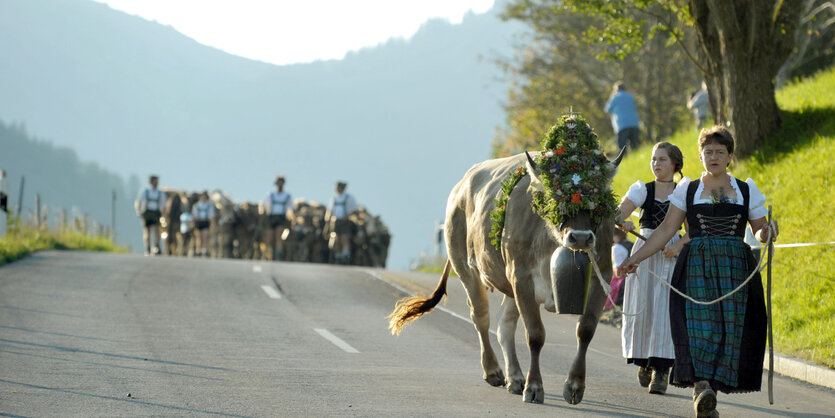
263 175 294 261
326 181 358 264
134 175 167 255
687 81 709 129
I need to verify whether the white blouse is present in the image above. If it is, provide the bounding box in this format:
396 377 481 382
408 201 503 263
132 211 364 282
669 174 768 220
621 180 674 208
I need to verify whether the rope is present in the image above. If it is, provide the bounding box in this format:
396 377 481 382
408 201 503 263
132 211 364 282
586 224 774 311
586 248 643 317
639 226 773 305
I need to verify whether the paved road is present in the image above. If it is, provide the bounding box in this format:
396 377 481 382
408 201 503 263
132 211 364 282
0 251 832 417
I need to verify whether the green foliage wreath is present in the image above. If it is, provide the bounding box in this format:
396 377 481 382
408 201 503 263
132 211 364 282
489 114 619 250
489 166 527 249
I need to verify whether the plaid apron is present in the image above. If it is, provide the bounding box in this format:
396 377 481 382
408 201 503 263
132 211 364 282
683 235 751 387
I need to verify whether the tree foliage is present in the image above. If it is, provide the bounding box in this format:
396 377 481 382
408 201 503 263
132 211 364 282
493 0 699 157
554 0 805 158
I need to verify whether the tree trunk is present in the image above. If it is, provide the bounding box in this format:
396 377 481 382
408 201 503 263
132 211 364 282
689 0 803 157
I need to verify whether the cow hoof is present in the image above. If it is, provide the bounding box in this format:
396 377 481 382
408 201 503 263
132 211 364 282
523 383 544 404
563 379 585 405
484 369 505 387
506 378 524 395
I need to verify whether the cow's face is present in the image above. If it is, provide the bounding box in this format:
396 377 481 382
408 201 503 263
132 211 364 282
557 210 596 251
526 146 626 252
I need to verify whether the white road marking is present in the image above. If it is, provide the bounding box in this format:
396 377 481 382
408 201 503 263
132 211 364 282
314 328 359 353
253 265 263 273
261 285 282 299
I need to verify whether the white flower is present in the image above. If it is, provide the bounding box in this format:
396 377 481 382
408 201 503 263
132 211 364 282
570 155 579 161
594 149 603 155
587 201 596 210
566 122 577 129
545 151 554 158
549 168 556 173
571 173 581 185
555 189 563 195
569 143 577 148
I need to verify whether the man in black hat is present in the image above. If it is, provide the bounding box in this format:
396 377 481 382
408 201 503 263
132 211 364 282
262 175 294 261
134 175 166 255
326 181 358 264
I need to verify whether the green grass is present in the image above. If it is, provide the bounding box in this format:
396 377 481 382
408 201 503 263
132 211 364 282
612 67 835 368
0 224 128 266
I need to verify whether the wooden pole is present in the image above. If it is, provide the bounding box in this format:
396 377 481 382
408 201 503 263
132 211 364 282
16 176 24 218
35 193 41 228
111 189 117 242
767 205 774 405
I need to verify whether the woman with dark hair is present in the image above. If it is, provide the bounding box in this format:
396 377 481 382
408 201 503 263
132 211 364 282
616 142 688 395
617 126 778 417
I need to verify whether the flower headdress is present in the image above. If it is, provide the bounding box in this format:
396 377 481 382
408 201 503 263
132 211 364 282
529 114 618 228
489 113 619 250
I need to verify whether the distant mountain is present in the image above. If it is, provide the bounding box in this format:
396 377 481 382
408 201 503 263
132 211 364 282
0 0 524 268
0 120 142 250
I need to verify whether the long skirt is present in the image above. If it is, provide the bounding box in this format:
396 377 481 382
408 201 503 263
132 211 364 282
621 228 678 367
669 235 767 394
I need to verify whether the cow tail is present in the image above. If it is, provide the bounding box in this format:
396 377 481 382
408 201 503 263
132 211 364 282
387 260 452 335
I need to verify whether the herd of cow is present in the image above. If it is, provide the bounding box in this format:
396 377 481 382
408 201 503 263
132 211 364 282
155 188 391 267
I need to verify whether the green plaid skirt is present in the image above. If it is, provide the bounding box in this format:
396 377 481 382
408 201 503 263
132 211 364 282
669 236 767 393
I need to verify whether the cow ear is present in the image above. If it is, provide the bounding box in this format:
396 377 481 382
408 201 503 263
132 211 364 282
525 151 545 192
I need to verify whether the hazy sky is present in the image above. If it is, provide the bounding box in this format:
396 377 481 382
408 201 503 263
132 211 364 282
93 0 496 65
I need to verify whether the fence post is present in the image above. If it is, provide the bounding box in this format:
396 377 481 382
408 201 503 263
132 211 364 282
0 169 6 237
111 189 116 242
17 176 25 218
35 193 41 229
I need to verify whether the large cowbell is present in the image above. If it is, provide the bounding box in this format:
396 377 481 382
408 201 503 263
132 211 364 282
550 247 592 314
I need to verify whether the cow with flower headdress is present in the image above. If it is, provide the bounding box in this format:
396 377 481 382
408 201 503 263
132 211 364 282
388 113 625 405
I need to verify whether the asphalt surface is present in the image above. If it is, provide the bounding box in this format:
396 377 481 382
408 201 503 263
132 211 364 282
0 251 832 417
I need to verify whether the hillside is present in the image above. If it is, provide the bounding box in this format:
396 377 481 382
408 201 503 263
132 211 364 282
611 67 835 367
0 121 142 250
0 0 524 268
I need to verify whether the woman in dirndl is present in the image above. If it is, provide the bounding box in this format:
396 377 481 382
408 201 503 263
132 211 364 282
617 142 688 395
617 126 779 417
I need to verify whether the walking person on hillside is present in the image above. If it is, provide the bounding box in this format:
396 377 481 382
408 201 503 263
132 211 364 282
617 126 778 417
616 142 689 395
263 175 294 261
604 81 641 152
687 81 709 129
134 174 167 256
0 169 8 237
192 191 216 257
326 181 358 265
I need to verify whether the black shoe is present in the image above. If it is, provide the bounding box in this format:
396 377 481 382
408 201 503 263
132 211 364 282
648 367 669 394
694 380 718 417
637 366 651 388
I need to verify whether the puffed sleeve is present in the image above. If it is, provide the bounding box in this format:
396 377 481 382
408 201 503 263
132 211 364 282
746 178 768 220
669 177 692 211
622 180 646 207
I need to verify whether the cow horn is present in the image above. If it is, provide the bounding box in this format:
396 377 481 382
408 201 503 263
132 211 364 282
525 151 539 175
611 146 627 167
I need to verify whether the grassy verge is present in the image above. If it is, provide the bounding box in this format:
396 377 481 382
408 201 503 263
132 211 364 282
0 224 128 266
612 67 835 368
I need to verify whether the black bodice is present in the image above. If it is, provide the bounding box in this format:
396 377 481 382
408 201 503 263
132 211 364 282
638 181 671 230
685 179 750 238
